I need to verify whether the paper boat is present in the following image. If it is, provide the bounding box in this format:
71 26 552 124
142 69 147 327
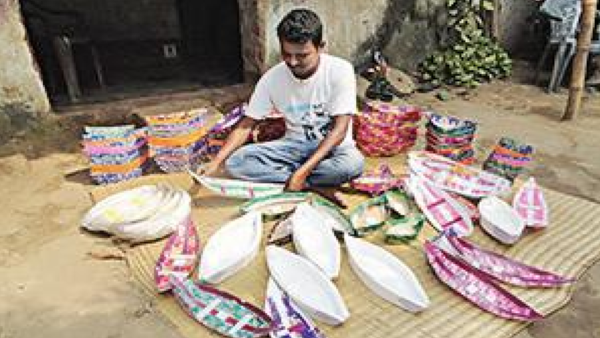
408 151 511 198
479 196 525 244
199 212 262 284
241 192 311 217
189 169 284 199
81 184 165 233
154 217 200 292
266 246 349 326
171 277 273 338
445 234 574 287
406 176 473 237
292 203 341 279
345 234 429 312
425 242 543 321
350 164 403 195
114 187 191 243
348 196 388 236
513 177 549 228
309 195 356 236
264 278 326 338
268 215 294 245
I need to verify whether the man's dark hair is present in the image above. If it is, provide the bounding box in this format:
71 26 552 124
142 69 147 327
277 9 323 47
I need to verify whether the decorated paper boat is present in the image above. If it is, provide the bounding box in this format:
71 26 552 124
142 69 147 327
241 192 311 217
384 189 411 217
513 177 549 228
171 277 273 338
292 203 341 279
308 195 356 236
385 214 426 244
189 169 284 199
154 217 200 292
345 234 429 311
424 241 543 321
445 234 574 287
268 216 294 245
479 196 525 244
348 196 388 236
199 212 262 284
266 246 350 326
408 151 511 198
406 176 473 237
448 192 480 222
81 185 166 233
264 278 326 338
114 188 191 243
350 164 403 195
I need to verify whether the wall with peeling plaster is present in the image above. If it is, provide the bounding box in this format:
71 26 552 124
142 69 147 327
0 0 50 117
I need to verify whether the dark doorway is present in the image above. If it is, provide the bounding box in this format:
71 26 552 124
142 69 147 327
177 0 244 83
20 0 244 106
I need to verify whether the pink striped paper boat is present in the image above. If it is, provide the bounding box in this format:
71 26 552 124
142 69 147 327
406 176 473 237
154 218 200 292
513 177 549 228
408 151 511 198
171 277 273 338
445 234 574 287
424 241 544 321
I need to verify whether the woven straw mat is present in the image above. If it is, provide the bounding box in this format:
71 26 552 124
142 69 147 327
89 156 600 338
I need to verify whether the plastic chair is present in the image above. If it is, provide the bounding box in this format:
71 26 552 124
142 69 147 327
535 0 581 92
535 0 600 92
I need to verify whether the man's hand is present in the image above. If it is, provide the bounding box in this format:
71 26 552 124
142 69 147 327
285 169 309 192
197 161 220 177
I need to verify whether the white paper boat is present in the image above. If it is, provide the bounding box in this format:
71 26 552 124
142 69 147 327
82 184 165 233
479 196 525 244
344 234 430 312
264 278 326 338
292 203 341 279
199 212 262 284
513 177 549 228
114 187 192 243
189 169 284 199
266 246 349 326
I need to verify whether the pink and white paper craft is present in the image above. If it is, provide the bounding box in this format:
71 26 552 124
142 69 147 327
444 234 574 288
513 177 549 228
154 217 200 292
408 150 511 198
424 241 544 322
406 176 474 237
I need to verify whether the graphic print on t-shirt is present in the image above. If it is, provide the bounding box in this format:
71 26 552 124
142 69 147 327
286 102 333 141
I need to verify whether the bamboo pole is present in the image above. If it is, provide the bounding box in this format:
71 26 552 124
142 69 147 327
563 0 598 121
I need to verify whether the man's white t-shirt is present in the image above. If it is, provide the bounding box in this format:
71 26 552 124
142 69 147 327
245 54 357 148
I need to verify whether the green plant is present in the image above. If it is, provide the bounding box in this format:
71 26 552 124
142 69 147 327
418 0 512 88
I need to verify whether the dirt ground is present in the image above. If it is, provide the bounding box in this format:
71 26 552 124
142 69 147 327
1 69 600 338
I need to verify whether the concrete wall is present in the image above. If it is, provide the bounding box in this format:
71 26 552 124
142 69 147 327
263 0 389 68
498 0 540 58
0 0 50 115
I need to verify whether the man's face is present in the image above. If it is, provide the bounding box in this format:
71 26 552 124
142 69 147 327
280 39 322 79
